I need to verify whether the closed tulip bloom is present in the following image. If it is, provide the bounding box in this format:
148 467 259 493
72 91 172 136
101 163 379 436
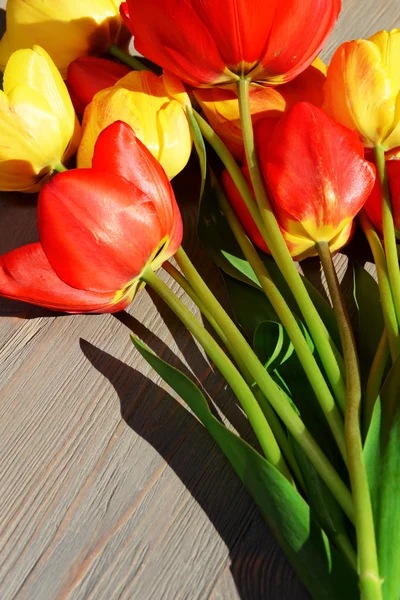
0 122 183 313
121 0 340 87
0 46 80 193
195 59 326 160
324 30 400 150
256 103 375 259
67 57 131 115
364 160 400 238
0 0 130 78
78 70 192 180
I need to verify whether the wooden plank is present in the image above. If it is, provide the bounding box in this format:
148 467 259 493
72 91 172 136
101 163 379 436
0 1 396 599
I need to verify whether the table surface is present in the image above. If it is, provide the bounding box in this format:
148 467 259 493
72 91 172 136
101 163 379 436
0 1 396 599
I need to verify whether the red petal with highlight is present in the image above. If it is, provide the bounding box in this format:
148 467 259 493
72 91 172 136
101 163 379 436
124 0 229 86
0 243 130 313
260 0 341 82
92 121 183 262
38 170 169 293
256 103 375 239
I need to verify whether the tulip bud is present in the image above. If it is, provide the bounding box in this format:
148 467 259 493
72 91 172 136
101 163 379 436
66 57 131 115
194 59 326 160
121 0 340 87
0 0 131 78
0 46 80 193
364 160 400 239
255 103 376 259
324 30 400 150
0 122 183 313
77 70 192 180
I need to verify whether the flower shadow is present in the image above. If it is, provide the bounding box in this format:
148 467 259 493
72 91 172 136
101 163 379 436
81 333 308 600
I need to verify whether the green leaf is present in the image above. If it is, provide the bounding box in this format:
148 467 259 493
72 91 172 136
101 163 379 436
131 335 358 600
253 319 338 460
223 273 277 340
375 358 400 600
353 263 385 387
291 438 354 569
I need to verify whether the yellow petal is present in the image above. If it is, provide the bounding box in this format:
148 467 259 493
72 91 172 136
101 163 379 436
4 46 77 154
324 32 400 148
0 87 62 190
0 0 130 77
78 71 192 179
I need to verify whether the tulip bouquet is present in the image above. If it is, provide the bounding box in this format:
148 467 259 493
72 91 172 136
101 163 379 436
1 0 400 598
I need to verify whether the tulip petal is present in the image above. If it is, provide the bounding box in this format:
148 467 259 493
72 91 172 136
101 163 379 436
258 0 340 83
324 32 400 148
3 46 77 154
0 0 130 77
123 0 232 86
0 242 133 313
66 56 131 113
257 103 375 245
77 71 191 180
91 121 183 267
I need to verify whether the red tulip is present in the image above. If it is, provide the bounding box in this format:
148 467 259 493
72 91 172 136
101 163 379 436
66 57 131 114
364 159 400 239
121 0 340 87
256 103 376 259
0 121 183 313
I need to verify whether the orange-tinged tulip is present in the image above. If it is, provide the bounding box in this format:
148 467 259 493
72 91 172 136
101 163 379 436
194 59 326 160
0 46 80 193
66 57 131 115
77 70 192 180
0 0 130 78
121 0 340 87
257 103 376 259
364 159 400 239
0 122 183 313
324 30 400 150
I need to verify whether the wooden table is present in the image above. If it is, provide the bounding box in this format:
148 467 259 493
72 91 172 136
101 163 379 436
0 1 396 598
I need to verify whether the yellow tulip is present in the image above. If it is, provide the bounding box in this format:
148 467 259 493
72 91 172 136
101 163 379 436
324 29 400 150
77 70 192 180
0 46 80 193
194 59 326 160
0 0 130 78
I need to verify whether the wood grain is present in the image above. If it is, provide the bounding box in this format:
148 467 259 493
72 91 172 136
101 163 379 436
0 1 396 599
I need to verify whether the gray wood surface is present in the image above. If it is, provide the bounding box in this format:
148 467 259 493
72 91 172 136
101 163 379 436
0 1 396 599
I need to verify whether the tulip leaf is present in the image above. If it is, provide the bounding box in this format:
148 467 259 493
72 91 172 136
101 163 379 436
223 272 277 340
290 438 353 563
253 319 338 456
363 356 400 600
353 263 384 387
131 335 358 599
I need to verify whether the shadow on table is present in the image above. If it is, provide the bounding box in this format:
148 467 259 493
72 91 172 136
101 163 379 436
81 324 309 600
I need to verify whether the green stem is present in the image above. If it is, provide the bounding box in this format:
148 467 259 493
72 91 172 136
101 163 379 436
107 44 148 71
317 241 382 600
52 163 68 173
363 330 389 438
174 247 354 522
216 182 347 462
234 77 346 411
163 261 305 488
359 209 400 361
374 145 400 327
142 266 292 481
